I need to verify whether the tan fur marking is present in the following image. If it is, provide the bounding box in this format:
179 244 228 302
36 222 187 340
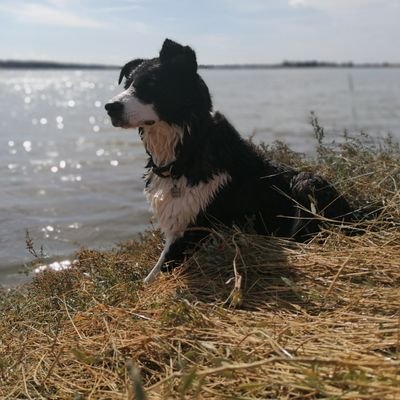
142 122 184 166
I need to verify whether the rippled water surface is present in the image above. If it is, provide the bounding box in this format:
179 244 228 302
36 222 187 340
1 68 399 284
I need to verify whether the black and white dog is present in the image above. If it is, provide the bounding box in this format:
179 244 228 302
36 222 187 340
105 39 354 283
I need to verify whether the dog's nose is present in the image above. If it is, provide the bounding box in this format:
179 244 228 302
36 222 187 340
105 102 123 115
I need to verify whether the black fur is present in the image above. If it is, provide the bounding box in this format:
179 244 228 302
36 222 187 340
107 39 357 273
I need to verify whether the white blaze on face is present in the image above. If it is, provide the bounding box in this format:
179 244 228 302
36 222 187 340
111 87 159 128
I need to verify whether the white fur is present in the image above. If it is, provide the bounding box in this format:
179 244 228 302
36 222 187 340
111 88 159 127
143 172 231 283
143 236 175 284
146 173 231 238
138 121 231 283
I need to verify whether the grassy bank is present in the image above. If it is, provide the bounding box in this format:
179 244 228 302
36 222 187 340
1 123 400 399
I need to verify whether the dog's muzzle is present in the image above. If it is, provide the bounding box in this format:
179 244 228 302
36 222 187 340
105 101 156 127
105 101 124 127
105 101 123 117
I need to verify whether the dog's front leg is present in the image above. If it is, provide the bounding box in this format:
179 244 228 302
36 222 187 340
142 248 166 284
143 229 208 284
143 235 178 284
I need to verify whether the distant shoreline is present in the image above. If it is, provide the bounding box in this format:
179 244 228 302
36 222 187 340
0 61 118 70
1 60 400 70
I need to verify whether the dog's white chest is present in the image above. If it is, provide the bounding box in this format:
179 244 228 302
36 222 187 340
145 173 231 238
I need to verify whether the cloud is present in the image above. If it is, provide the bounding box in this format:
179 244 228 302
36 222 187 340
288 0 307 6
288 0 391 9
222 0 274 12
1 2 108 28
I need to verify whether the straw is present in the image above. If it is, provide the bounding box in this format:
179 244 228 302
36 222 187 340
1 130 399 399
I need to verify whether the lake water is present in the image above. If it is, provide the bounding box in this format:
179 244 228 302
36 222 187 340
1 68 400 285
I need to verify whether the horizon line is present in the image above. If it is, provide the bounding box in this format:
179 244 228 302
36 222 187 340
1 59 400 70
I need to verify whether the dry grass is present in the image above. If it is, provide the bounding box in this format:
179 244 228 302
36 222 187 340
1 127 400 399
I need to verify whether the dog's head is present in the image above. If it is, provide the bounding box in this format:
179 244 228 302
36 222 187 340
105 39 212 129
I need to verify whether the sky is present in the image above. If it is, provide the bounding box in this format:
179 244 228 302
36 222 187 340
1 0 399 65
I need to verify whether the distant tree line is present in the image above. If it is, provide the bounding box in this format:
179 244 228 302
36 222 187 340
0 60 398 70
0 60 118 69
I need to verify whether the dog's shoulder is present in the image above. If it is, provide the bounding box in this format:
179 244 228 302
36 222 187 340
206 111 294 179
209 111 241 139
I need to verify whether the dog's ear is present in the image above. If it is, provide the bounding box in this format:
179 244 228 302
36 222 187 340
159 39 197 74
118 59 144 85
